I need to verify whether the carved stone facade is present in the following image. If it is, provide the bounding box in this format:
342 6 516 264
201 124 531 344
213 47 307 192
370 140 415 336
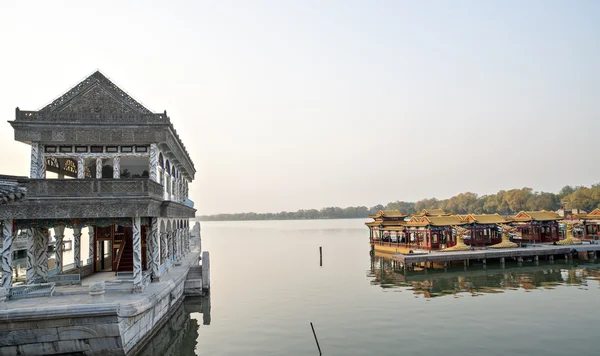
0 71 197 295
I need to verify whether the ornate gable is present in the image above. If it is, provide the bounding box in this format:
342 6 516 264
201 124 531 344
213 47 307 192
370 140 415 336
588 208 600 216
514 211 530 219
39 71 152 115
22 71 165 124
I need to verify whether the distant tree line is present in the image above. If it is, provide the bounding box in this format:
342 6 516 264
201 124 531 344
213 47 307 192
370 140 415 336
198 184 600 221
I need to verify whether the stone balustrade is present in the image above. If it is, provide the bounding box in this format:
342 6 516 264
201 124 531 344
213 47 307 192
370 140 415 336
22 179 164 200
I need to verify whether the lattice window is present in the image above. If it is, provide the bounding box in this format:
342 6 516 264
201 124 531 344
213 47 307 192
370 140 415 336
46 157 59 168
64 159 77 174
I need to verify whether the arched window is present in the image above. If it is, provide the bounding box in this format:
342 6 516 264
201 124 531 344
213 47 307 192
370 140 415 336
64 159 77 174
165 160 170 174
159 153 164 168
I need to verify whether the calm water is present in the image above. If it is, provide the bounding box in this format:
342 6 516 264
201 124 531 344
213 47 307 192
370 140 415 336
139 219 600 356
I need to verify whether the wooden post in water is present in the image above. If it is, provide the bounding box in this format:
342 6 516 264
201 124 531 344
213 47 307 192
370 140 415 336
310 322 322 355
319 247 322 267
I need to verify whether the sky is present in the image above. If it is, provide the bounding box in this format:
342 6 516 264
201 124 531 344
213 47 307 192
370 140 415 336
0 0 598 215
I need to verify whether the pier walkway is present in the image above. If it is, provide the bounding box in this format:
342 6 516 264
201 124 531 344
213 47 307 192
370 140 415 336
391 244 600 268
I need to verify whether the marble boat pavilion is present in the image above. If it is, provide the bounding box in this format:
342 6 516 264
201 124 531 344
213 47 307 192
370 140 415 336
0 71 197 296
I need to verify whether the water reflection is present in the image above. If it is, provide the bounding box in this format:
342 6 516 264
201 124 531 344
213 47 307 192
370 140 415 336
367 253 600 298
135 294 211 356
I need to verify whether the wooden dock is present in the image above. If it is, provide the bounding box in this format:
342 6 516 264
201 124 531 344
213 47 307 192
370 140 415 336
391 244 600 268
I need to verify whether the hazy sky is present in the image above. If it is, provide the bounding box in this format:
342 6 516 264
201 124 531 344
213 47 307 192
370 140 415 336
0 1 598 215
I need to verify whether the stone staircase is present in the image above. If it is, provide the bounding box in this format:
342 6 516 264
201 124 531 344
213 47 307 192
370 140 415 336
184 266 203 296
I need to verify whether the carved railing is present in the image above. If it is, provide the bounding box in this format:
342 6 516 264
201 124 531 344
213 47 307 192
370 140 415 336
16 109 168 124
24 179 164 199
10 282 56 299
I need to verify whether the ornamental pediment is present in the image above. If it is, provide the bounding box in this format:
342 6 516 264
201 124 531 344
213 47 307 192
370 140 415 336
51 84 139 116
26 71 165 123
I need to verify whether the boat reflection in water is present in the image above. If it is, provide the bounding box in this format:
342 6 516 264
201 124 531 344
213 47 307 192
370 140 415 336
135 295 211 356
367 252 600 298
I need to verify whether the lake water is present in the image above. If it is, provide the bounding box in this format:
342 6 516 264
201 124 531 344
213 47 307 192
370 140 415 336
138 219 600 356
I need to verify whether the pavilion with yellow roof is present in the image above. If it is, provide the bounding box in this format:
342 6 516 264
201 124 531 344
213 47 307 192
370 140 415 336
509 210 562 243
575 208 600 240
366 208 562 254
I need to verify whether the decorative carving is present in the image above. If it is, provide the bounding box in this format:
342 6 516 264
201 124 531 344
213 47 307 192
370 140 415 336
489 224 519 249
88 226 94 265
151 218 160 279
54 225 65 273
1 220 13 289
173 228 179 262
442 226 471 252
30 143 45 179
160 231 168 266
77 157 85 179
132 217 142 291
150 144 158 182
557 223 583 245
73 227 82 268
39 71 153 116
25 229 35 284
34 228 49 281
96 158 102 179
113 157 120 179
46 157 59 169
64 159 77 174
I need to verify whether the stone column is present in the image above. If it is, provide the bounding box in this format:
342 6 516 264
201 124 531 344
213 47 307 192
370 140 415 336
174 228 180 263
160 231 168 267
1 220 14 290
77 157 84 179
96 158 103 179
151 218 160 280
169 230 175 264
73 227 82 268
88 226 95 265
132 217 142 292
30 142 45 178
178 227 183 258
145 227 151 272
33 228 49 282
168 231 173 264
25 228 36 284
113 156 120 179
184 227 189 253
53 225 65 273
182 227 187 256
172 177 177 201
149 144 158 182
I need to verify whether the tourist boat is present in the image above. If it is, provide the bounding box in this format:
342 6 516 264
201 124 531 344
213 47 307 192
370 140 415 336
367 209 562 254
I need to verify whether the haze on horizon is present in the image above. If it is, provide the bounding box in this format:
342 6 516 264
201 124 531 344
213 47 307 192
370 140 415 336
0 0 598 216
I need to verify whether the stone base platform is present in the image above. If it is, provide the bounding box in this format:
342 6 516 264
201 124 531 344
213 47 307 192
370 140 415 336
0 250 204 356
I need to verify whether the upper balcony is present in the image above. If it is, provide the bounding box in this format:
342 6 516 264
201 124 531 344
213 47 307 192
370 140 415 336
23 179 164 200
0 178 195 220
